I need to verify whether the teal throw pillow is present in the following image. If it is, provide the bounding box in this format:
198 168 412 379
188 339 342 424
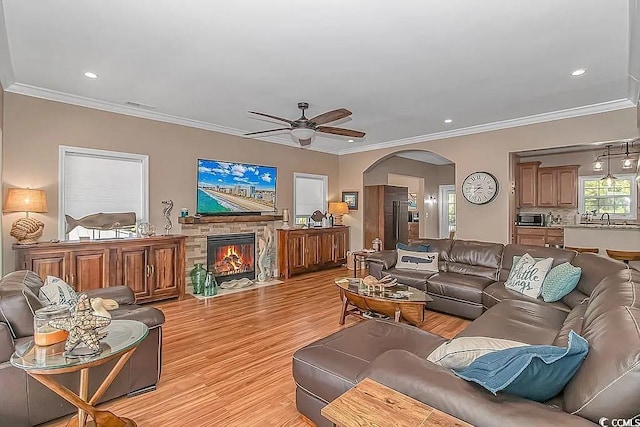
453 331 589 402
396 243 431 252
541 262 582 302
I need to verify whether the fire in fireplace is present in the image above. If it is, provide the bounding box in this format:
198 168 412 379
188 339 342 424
207 233 256 282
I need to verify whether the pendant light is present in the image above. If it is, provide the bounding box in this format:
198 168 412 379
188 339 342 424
601 145 617 187
621 142 635 169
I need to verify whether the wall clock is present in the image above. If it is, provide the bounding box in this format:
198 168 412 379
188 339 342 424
462 171 499 205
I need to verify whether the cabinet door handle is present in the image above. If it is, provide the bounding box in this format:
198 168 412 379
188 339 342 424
151 265 155 275
70 275 75 286
65 275 69 283
146 265 151 278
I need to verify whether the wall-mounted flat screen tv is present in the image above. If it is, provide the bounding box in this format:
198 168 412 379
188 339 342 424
197 159 277 215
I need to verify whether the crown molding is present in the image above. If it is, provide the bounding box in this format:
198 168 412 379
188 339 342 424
5 83 340 155
337 98 635 155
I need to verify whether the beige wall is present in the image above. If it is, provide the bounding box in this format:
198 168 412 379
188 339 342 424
340 108 639 249
2 93 339 272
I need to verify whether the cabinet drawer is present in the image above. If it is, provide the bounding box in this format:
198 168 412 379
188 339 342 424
546 228 564 237
516 228 546 236
546 236 564 245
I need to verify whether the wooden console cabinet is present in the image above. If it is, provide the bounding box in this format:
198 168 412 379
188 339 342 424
278 227 349 279
13 235 186 303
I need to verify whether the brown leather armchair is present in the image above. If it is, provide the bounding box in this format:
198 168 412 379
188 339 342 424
0 270 165 426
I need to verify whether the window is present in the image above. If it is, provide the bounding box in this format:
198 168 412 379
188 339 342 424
59 146 149 240
293 173 328 225
578 174 637 220
439 185 456 238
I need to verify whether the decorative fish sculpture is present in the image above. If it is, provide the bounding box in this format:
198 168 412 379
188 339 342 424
65 212 137 233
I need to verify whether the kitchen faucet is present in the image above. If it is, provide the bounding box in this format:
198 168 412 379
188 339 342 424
600 213 611 225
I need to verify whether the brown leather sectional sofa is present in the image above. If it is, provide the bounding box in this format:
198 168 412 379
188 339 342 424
0 270 165 426
293 239 640 426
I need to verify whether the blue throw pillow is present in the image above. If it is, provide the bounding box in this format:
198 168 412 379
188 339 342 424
541 262 582 302
396 242 431 252
453 331 588 402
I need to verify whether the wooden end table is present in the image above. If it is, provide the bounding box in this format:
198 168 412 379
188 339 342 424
11 320 148 427
335 277 432 326
351 250 372 278
321 378 471 427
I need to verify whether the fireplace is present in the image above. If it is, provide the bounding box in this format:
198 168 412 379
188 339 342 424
207 233 256 282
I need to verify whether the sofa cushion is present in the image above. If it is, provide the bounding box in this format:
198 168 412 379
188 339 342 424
457 300 568 345
293 320 445 402
570 252 628 297
0 271 45 338
454 331 589 402
408 238 453 270
499 245 576 282
395 249 438 272
541 262 581 302
427 336 527 370
553 302 587 347
563 268 640 422
427 273 494 304
504 254 553 298
383 268 436 291
110 305 165 328
483 282 570 313
447 240 503 280
560 289 589 310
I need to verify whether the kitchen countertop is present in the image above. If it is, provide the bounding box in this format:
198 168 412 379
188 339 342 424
563 223 640 230
516 224 640 230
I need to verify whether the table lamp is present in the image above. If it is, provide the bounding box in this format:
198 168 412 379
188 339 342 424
4 188 48 244
328 202 349 225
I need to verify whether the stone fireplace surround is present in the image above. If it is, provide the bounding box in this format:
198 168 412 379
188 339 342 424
178 215 282 285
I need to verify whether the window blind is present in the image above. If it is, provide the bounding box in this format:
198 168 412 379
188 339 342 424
295 175 326 217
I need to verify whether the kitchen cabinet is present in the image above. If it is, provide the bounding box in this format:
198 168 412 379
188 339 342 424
278 227 350 279
514 227 564 247
537 166 579 208
517 162 540 208
516 162 578 208
14 235 186 303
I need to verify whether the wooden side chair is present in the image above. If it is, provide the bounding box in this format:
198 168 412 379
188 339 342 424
606 249 640 265
565 246 599 254
448 230 455 240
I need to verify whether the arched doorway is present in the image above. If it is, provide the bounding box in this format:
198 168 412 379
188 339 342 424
362 150 456 247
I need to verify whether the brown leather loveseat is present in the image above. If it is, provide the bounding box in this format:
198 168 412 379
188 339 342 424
293 239 639 426
0 270 165 426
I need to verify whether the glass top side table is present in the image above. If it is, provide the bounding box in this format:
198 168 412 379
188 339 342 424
11 319 149 427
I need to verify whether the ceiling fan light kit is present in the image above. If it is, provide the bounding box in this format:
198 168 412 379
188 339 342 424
245 101 366 147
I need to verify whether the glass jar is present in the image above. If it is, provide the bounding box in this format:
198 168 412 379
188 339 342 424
372 238 382 251
190 263 207 294
34 305 70 346
203 272 218 297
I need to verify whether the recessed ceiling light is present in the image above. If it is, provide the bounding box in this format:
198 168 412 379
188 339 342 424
444 119 453 124
348 139 354 143
84 72 98 79
571 69 586 76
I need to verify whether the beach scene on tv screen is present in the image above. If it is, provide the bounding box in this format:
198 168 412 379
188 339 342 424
197 160 277 213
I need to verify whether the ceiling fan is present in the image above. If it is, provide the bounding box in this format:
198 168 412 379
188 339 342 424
245 102 366 146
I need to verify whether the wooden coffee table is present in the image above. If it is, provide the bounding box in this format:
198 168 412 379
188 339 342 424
335 277 431 326
322 378 471 427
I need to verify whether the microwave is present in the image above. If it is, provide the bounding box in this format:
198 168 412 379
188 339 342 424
516 213 544 226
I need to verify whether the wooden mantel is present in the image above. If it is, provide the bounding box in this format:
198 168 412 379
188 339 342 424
178 215 283 224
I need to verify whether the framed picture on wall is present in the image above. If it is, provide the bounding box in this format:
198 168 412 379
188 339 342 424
408 193 417 209
342 191 359 210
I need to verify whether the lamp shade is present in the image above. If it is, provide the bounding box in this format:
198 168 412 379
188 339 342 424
328 202 349 215
4 188 48 213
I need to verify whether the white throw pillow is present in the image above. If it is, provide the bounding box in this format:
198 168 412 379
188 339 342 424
38 276 78 307
504 253 553 298
427 336 528 370
395 249 438 272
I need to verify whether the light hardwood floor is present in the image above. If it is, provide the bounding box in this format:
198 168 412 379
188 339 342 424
44 267 469 427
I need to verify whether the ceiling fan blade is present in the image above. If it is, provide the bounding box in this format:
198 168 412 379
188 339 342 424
299 138 313 147
248 111 293 125
244 128 291 136
310 108 352 125
317 126 366 138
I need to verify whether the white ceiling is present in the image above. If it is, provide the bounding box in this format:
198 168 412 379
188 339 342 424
1 1 637 155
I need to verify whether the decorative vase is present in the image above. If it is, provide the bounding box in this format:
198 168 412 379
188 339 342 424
190 263 207 294
203 271 218 297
